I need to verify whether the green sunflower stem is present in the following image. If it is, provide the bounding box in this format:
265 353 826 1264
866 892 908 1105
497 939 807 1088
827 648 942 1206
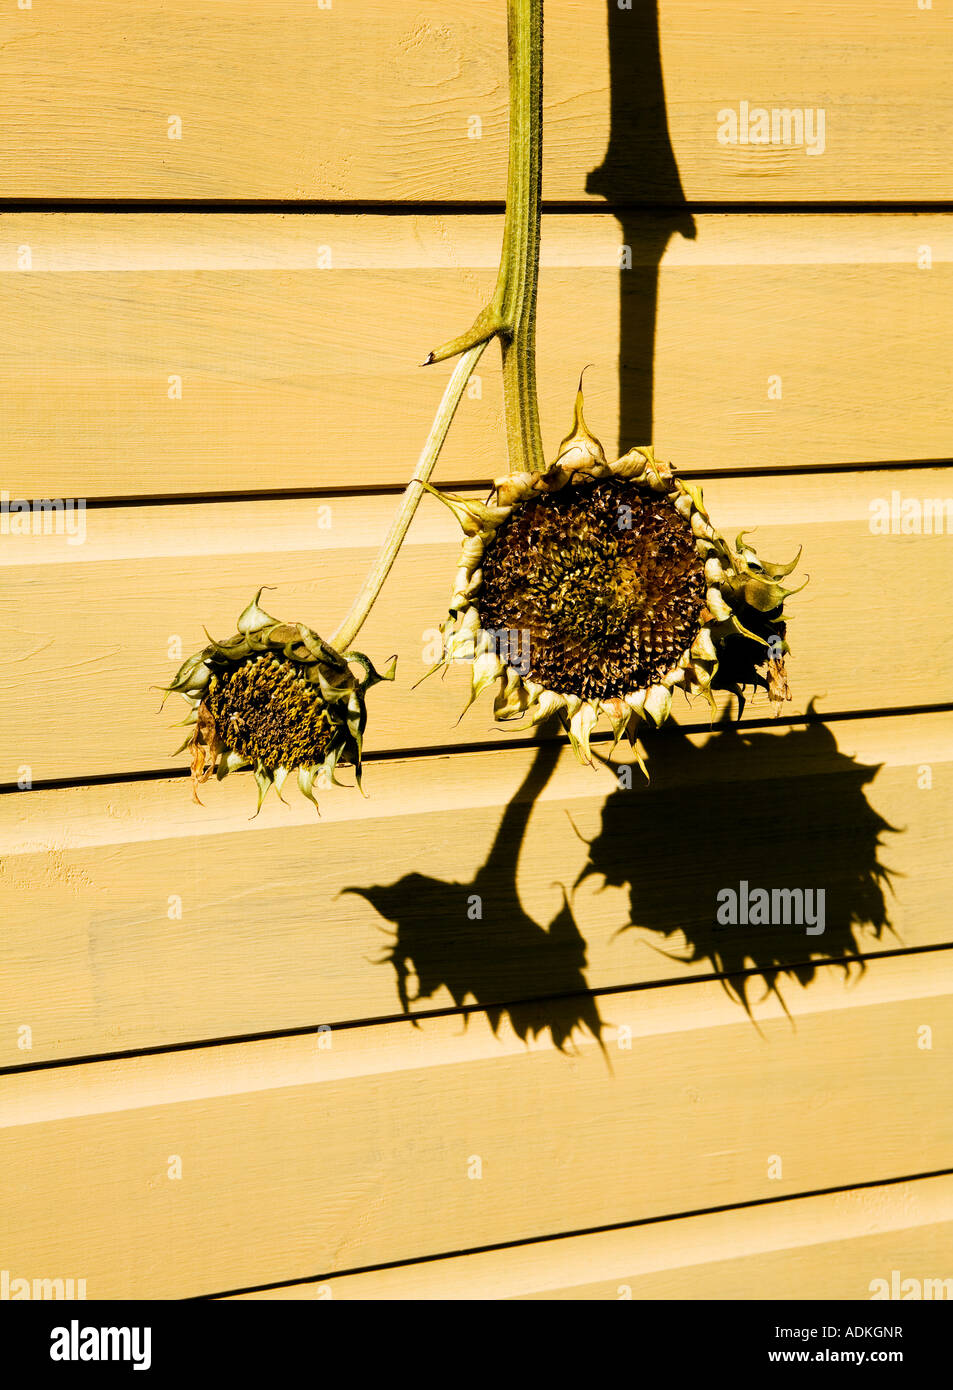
425 0 545 476
500 0 545 476
329 340 488 653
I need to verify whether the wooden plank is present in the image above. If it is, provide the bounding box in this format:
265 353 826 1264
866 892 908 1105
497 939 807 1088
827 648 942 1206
1 952 950 1298
228 1172 953 1299
0 711 948 1066
1 2 950 201
1 213 951 497
1 469 950 783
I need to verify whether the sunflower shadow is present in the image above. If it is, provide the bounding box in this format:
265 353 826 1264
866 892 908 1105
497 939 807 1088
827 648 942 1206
343 735 606 1054
579 708 902 1019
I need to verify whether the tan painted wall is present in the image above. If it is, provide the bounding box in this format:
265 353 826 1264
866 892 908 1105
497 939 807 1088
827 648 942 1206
1 1 950 1300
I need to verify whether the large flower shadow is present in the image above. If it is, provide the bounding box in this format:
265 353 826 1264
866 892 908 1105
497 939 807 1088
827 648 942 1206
344 737 605 1053
579 708 901 1017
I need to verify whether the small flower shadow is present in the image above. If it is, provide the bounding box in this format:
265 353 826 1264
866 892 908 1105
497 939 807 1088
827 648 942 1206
343 737 606 1054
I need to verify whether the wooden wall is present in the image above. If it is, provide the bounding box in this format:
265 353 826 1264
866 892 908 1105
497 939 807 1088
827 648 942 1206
1 1 951 1300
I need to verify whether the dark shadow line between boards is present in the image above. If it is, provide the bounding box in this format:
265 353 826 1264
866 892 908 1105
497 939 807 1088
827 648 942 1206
3 937 952 1081
5 700 953 797
195 1163 953 1301
23 455 953 513
3 199 953 215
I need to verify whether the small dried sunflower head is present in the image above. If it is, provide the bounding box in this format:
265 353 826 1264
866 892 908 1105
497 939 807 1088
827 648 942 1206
165 590 395 811
426 382 803 770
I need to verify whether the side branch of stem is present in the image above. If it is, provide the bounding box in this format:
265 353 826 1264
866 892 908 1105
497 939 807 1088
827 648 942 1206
329 340 488 652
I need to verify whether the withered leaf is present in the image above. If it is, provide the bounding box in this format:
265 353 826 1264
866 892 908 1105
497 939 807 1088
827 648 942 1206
188 702 220 804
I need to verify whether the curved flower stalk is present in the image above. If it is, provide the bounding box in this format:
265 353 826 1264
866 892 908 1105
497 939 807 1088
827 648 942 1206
423 384 803 772
165 591 394 811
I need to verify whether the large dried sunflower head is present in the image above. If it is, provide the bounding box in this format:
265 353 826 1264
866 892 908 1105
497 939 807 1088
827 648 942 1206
165 590 395 811
426 383 803 769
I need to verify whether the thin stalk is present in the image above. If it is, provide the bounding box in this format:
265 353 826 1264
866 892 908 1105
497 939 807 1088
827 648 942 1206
425 0 544 475
330 340 487 652
499 0 544 475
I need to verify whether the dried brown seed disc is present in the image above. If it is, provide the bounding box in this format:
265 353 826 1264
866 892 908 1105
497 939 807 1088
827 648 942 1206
208 657 335 770
477 478 707 699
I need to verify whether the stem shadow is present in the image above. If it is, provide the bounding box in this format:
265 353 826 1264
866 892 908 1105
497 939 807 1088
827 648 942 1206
586 0 696 455
343 734 605 1052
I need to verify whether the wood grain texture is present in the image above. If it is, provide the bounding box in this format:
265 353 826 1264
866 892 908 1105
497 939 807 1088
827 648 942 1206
0 710 947 1067
1 951 950 1298
0 2 949 201
229 1173 953 1299
2 214 951 497
3 0 950 1308
1 469 950 783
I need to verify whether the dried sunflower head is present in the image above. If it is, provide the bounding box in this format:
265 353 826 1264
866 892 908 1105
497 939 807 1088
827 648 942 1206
426 383 803 769
165 590 395 811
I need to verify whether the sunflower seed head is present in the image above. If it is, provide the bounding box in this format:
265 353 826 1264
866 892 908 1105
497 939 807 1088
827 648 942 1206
165 591 394 811
422 380 805 767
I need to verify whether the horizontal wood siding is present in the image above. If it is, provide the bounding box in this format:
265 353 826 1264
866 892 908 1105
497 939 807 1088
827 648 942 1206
1 2 950 201
0 711 947 1066
1 471 949 781
2 2 949 1302
2 954 951 1299
0 214 950 497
